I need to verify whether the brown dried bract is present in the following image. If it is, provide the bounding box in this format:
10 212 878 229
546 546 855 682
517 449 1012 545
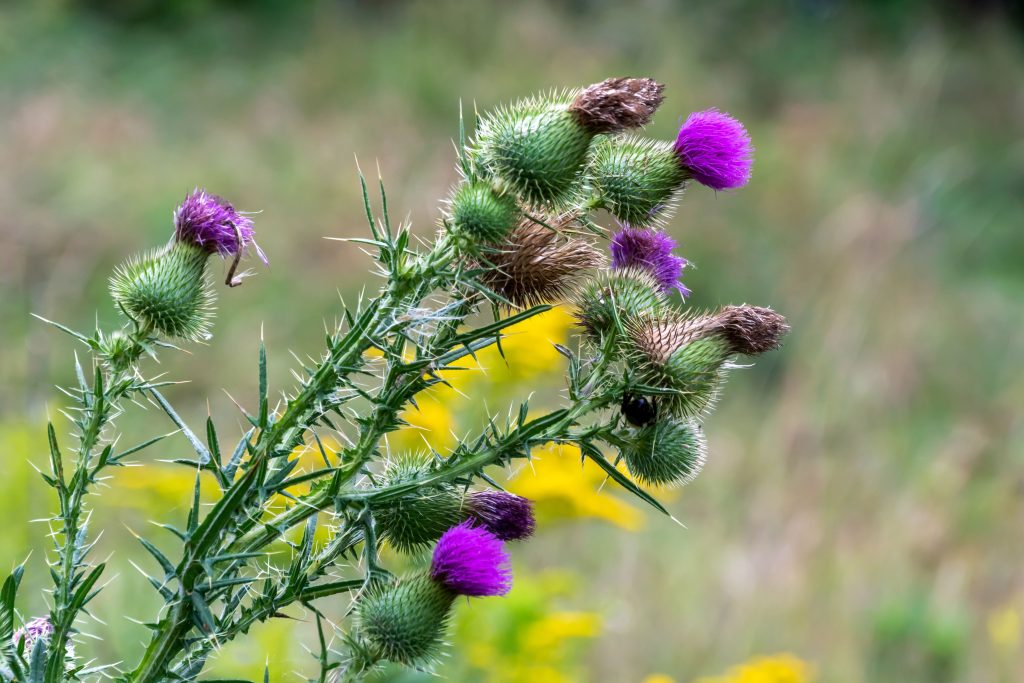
708 305 789 355
480 218 605 309
569 77 665 134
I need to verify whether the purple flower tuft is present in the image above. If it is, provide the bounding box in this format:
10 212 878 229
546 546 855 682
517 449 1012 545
467 491 536 541
610 227 690 296
12 617 53 649
174 189 266 262
430 522 512 597
674 109 753 190
11 616 76 663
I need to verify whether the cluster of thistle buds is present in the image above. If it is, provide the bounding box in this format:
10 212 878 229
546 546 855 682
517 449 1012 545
8 76 788 681
349 77 788 668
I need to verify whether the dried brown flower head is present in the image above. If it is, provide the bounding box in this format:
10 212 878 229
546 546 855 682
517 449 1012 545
479 218 604 309
569 77 665 134
707 305 789 355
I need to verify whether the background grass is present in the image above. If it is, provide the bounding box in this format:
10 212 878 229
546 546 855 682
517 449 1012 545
1 1 1023 680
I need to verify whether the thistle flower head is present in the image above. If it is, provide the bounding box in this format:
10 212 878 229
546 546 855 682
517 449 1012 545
11 617 75 662
448 181 519 243
466 491 535 541
480 217 604 309
12 617 53 650
430 522 511 597
174 189 266 262
569 77 665 133
625 314 730 417
674 109 753 190
610 226 690 296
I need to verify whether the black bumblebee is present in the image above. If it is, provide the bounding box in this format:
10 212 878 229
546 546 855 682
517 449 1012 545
621 393 657 427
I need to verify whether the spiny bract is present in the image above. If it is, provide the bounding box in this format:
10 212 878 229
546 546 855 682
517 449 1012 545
109 241 214 341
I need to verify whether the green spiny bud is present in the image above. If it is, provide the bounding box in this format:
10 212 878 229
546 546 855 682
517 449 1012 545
475 79 665 207
109 241 214 341
475 95 591 207
621 417 707 487
98 330 144 373
448 180 519 243
587 136 687 225
573 267 666 340
373 458 464 553
355 574 455 666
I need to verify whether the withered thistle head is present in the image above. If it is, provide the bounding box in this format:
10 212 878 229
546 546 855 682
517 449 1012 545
624 306 788 418
479 217 604 309
709 305 789 355
569 77 665 134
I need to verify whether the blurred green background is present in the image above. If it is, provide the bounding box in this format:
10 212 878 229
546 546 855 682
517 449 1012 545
1 1 1023 681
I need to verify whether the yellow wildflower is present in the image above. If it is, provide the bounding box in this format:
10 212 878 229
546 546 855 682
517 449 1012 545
987 605 1021 653
509 442 643 531
694 653 815 683
452 570 601 683
643 675 677 683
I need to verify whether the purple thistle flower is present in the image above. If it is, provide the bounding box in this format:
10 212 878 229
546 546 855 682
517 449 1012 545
674 109 753 190
467 491 536 541
173 189 267 262
11 617 76 663
610 226 690 296
430 522 512 597
12 617 53 649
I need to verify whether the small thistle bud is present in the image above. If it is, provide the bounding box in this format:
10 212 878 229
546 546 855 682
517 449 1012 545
568 77 665 134
586 136 688 225
373 458 464 553
610 226 690 295
466 490 535 541
356 523 511 666
479 218 604 309
109 241 215 341
448 180 520 243
621 418 707 487
674 109 754 191
573 267 665 340
174 188 265 262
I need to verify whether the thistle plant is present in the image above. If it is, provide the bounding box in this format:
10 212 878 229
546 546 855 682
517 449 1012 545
1 77 787 681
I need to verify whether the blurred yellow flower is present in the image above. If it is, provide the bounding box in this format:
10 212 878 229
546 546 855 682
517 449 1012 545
389 307 572 454
643 675 677 683
471 306 574 381
694 654 815 683
453 570 601 683
522 611 602 653
509 442 643 531
987 605 1021 653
